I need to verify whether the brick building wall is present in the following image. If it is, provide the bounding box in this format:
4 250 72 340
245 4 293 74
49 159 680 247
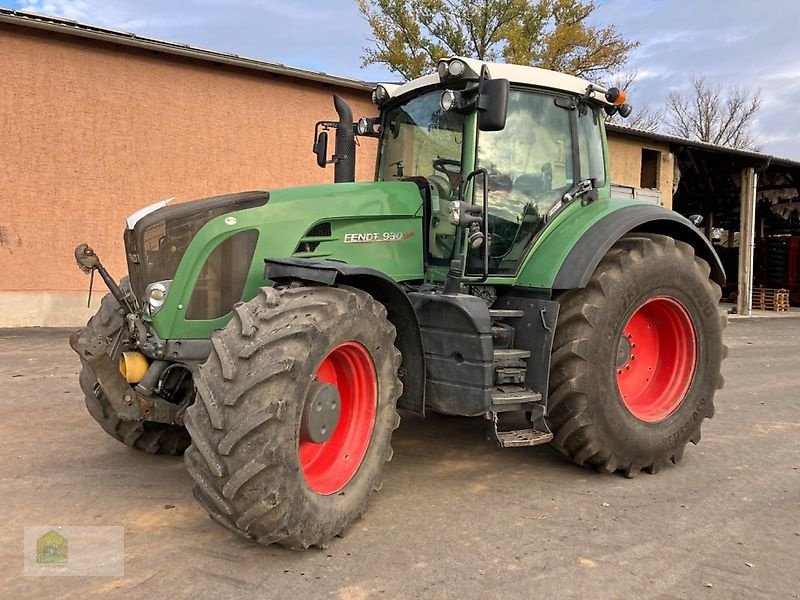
0 24 376 325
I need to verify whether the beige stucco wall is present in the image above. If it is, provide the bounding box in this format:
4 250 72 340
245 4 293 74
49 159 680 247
607 133 674 209
0 25 376 326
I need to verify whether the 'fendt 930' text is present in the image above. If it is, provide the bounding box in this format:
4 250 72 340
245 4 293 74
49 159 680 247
343 232 413 243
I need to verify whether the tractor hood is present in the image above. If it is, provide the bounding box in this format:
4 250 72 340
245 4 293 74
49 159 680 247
137 181 426 339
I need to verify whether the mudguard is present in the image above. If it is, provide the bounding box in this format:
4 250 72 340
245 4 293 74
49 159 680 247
552 204 725 290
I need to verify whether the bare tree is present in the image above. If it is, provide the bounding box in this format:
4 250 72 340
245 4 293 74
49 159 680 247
665 75 762 150
625 105 665 133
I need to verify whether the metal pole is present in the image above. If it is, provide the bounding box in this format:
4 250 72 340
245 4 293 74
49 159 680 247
737 167 758 316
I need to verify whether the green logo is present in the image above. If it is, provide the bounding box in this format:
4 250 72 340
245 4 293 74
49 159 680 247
36 530 68 566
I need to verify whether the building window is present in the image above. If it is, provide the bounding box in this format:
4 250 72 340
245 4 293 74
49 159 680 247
641 148 661 189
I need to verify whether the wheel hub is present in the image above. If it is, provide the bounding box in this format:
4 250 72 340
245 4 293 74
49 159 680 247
301 381 341 444
615 296 697 422
616 335 632 367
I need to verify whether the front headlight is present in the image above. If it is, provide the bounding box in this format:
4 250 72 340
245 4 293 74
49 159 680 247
371 85 390 105
144 280 172 315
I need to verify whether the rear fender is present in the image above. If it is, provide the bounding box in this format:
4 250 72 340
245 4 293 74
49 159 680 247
552 204 725 290
266 258 425 415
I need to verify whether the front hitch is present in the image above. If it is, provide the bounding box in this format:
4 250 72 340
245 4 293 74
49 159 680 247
69 331 183 425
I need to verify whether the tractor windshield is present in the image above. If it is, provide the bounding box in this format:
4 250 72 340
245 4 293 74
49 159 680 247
377 90 467 264
377 90 466 196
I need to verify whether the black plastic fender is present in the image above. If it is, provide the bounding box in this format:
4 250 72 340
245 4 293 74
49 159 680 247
265 258 425 415
552 204 725 290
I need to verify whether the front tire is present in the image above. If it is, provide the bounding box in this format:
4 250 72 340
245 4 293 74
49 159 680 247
547 234 726 477
184 284 402 549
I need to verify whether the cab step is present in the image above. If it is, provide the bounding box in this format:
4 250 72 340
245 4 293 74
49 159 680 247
491 385 542 407
493 348 530 364
495 366 526 385
487 410 553 448
489 309 525 319
494 428 553 448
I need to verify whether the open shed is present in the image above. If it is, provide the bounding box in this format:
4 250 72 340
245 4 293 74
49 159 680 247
607 124 800 316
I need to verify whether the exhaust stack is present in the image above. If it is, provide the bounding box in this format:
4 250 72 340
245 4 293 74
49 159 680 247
333 95 355 183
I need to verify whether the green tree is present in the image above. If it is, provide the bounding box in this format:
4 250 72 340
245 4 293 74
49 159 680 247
357 0 638 80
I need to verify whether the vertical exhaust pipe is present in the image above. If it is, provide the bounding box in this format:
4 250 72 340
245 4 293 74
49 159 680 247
333 95 355 183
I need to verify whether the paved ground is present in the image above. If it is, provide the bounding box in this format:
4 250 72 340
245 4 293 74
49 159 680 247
1 319 798 599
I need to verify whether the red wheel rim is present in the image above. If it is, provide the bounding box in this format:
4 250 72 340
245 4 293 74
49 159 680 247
299 342 377 495
616 297 697 422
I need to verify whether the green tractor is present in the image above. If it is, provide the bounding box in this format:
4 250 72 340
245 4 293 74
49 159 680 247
71 57 726 550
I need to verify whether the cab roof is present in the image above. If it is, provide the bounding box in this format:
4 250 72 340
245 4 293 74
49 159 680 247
385 56 613 106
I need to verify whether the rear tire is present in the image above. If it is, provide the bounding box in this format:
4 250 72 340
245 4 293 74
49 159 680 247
77 281 191 455
184 284 402 549
547 234 726 477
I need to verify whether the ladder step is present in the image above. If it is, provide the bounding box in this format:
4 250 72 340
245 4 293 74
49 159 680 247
495 367 526 385
494 429 553 448
489 309 525 319
492 386 542 405
493 348 530 363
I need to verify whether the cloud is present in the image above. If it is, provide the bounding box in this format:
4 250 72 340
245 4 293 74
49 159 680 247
593 0 800 158
12 0 396 81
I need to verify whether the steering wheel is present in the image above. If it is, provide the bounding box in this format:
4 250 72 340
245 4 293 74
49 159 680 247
433 158 461 176
431 158 462 198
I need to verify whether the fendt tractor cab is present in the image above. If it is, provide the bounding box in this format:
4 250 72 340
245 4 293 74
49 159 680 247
71 57 726 550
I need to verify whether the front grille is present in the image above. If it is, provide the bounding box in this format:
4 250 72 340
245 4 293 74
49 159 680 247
294 221 332 254
306 221 332 237
125 190 269 299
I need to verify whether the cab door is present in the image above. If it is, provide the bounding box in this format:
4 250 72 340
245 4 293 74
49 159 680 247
468 89 577 276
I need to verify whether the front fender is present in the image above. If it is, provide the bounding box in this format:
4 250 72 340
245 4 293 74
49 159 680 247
266 258 425 416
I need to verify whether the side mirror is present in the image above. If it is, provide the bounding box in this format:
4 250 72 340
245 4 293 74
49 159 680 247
688 214 703 227
477 78 509 132
313 130 328 168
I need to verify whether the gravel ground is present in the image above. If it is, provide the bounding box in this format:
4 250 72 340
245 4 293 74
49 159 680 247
1 318 798 599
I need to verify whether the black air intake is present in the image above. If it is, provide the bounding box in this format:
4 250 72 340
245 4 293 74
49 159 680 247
333 95 355 183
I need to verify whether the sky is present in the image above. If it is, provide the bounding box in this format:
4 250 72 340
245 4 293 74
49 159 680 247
9 0 800 159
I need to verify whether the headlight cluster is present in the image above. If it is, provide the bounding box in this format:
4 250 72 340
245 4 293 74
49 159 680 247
144 280 172 314
437 58 467 80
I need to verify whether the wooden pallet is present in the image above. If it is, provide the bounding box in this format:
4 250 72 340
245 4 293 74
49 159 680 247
752 288 790 312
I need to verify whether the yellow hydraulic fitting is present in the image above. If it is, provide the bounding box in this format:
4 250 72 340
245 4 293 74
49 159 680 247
119 351 150 384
